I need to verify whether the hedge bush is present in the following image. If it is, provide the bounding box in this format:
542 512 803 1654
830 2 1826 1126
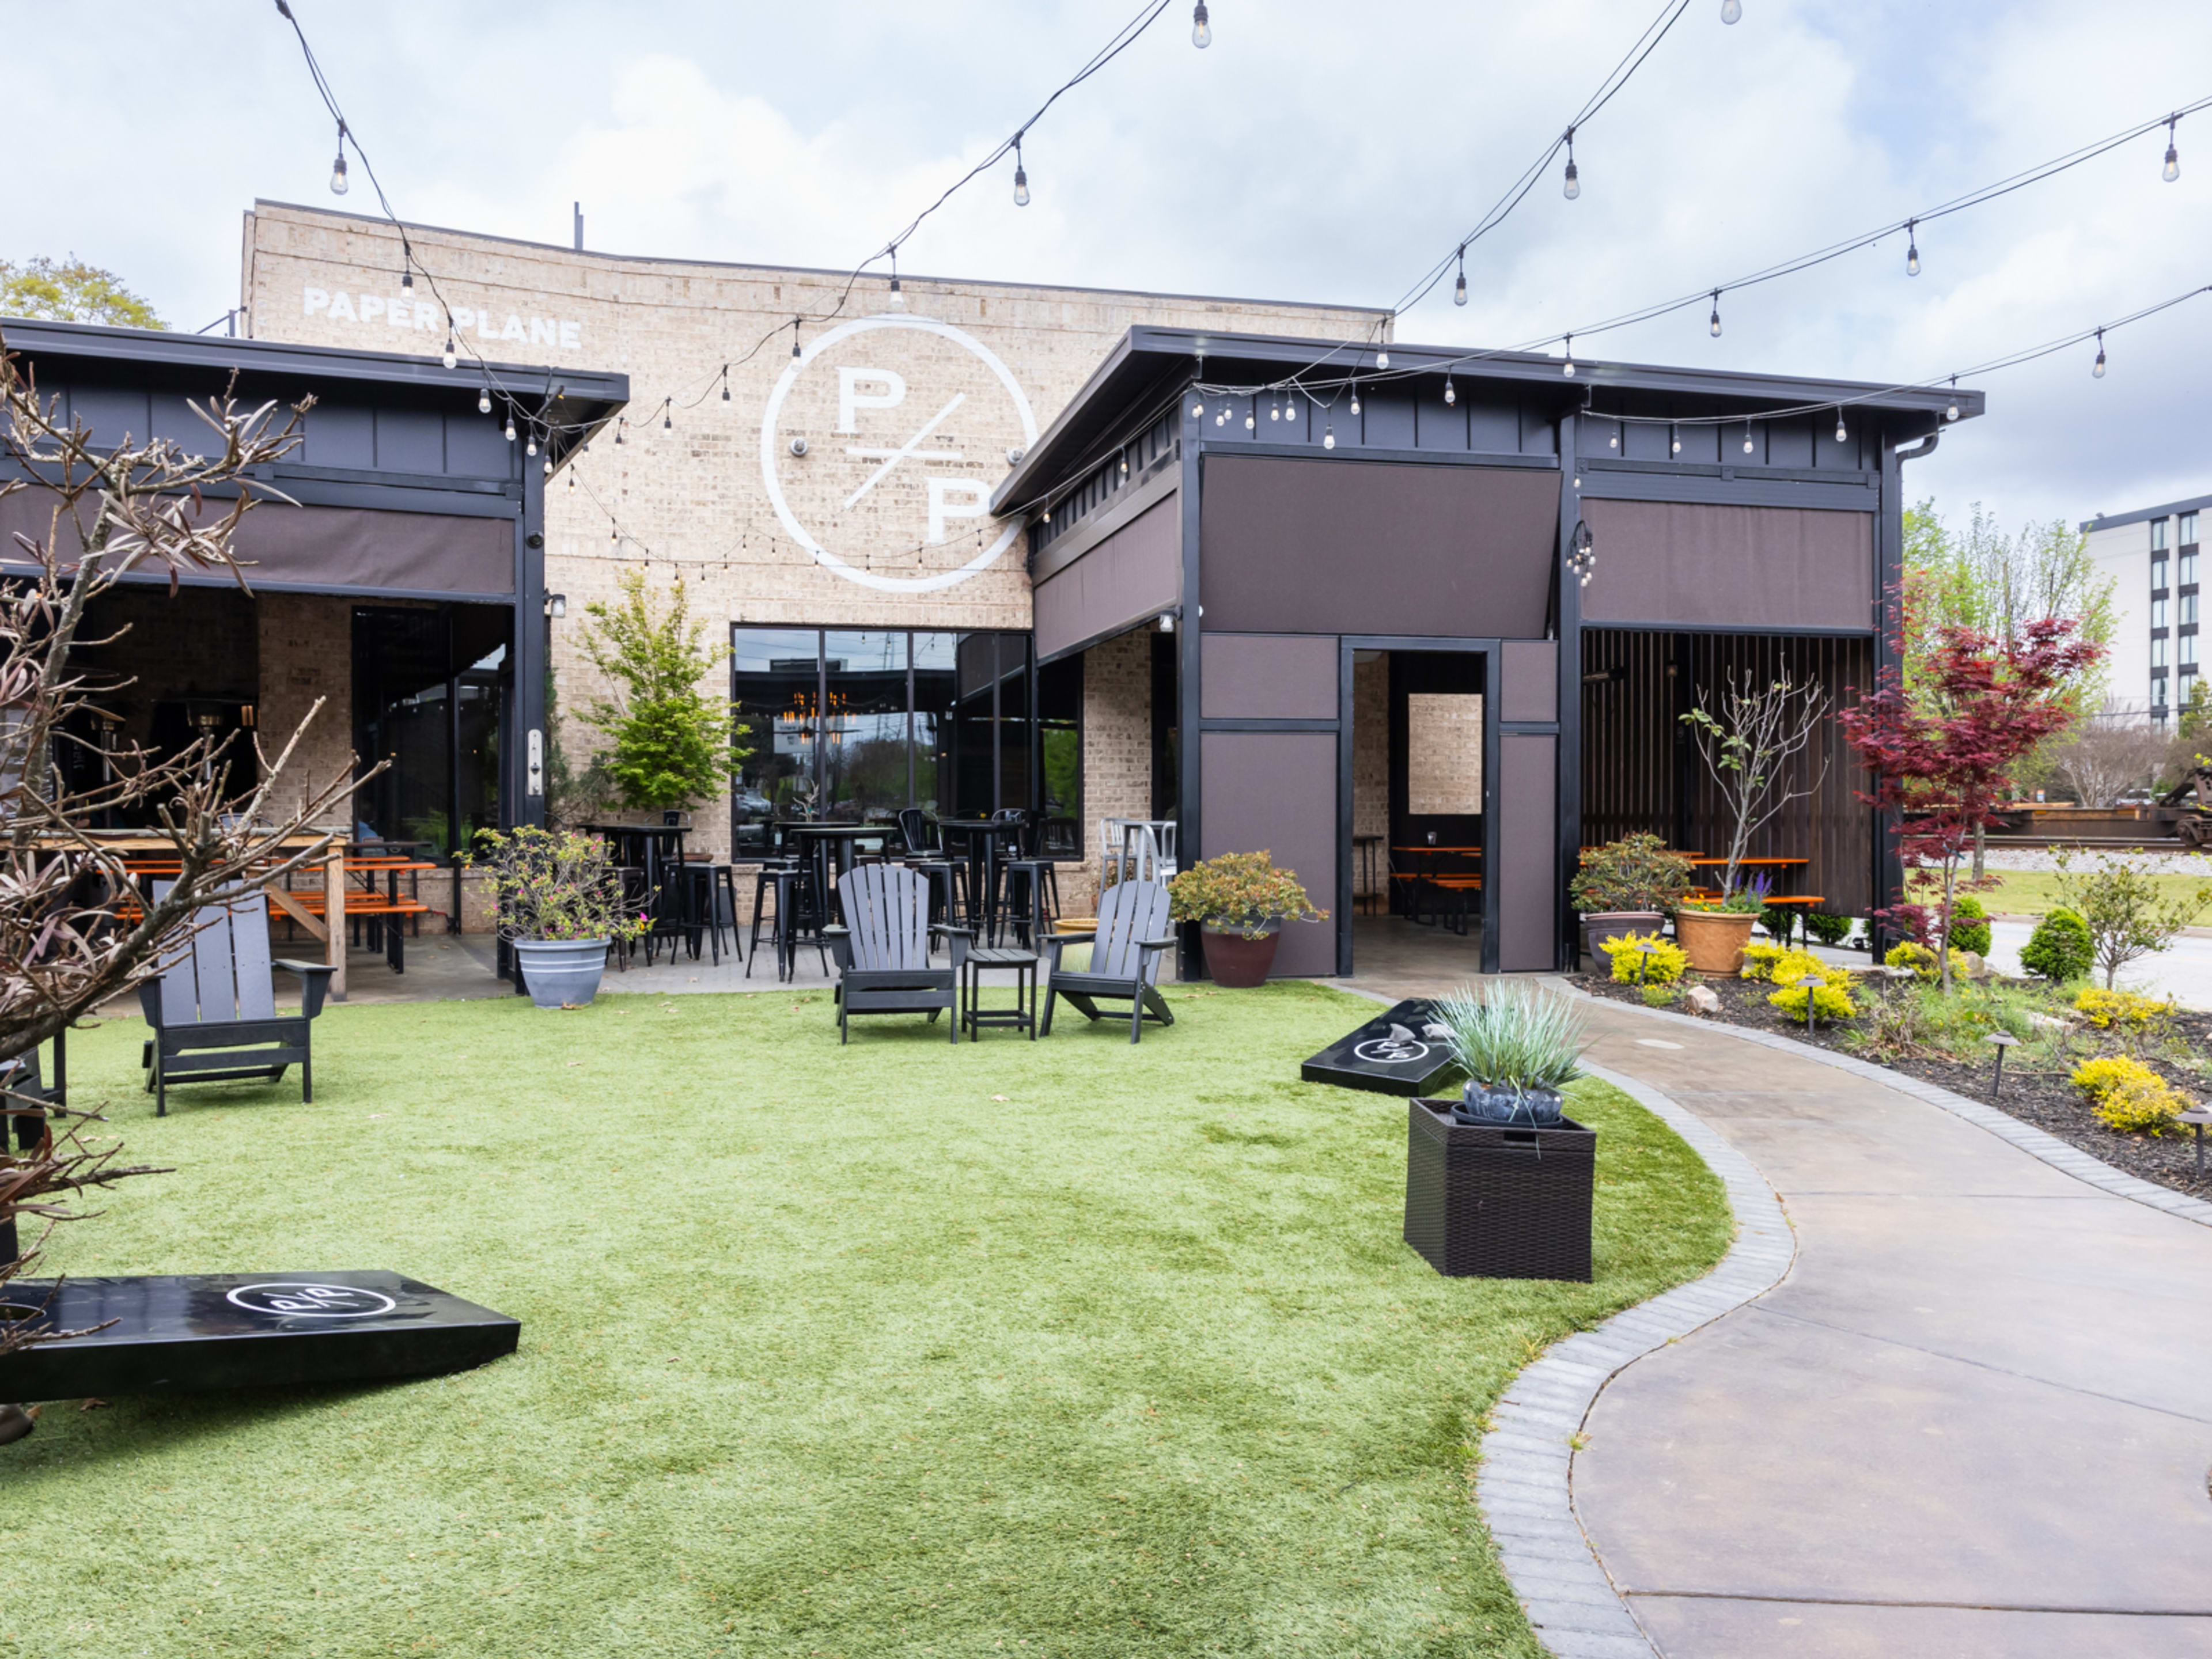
2020 906 2094 982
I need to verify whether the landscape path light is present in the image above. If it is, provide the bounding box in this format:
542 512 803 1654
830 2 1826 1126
1986 1030 2019 1097
2181 1103 2212 1180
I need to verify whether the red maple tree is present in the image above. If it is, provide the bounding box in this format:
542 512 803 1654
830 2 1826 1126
1839 617 2101 990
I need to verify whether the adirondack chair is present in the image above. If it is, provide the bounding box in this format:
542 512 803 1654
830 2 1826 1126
823 863 972 1044
1040 877 1177 1044
139 884 337 1116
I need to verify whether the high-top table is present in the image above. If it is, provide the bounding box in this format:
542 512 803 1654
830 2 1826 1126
936 820 1027 945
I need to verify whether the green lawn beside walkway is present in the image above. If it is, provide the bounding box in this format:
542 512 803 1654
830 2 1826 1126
3 982 1728 1658
1963 869 2212 921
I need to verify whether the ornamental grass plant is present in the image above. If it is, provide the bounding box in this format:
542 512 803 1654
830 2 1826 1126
1435 982 1590 1094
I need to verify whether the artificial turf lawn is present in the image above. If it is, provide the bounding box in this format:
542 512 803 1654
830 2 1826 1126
5 980 1729 1658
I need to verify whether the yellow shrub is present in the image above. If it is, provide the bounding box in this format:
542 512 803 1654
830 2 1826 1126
2070 1055 2190 1131
1770 950 1829 987
1603 931 1687 985
2094 1075 2189 1135
1885 941 1937 982
1738 942 1787 982
2072 987 2173 1029
1768 977 1857 1022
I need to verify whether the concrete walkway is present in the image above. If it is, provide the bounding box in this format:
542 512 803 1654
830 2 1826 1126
1555 997 2212 1658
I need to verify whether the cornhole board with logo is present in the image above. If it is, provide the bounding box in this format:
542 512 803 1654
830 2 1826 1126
1299 998 1459 1096
0 1271 518 1399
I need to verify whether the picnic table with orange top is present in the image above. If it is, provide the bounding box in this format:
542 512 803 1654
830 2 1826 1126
1683 857 1826 944
1391 844 1483 932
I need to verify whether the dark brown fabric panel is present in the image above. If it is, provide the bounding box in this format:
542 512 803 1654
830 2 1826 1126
1578 628 1874 916
1500 641 1559 723
1580 499 1872 631
1498 733 1557 971
1199 729 1336 978
1199 457 1557 637
1200 633 1339 721
1032 494 1180 660
0 488 514 597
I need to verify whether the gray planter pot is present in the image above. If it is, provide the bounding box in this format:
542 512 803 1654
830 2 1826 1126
513 938 609 1009
1581 910 1664 965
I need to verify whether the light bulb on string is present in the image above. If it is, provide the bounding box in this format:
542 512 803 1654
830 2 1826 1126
1834 407 1847 444
1269 396 1279 422
1945 377 1960 422
1191 1 1210 47
503 414 517 444
721 367 731 403
1376 351 1388 369
526 430 537 457
567 470 575 493
615 417 626 445
1190 399 1204 418
1244 411 1255 430
1214 411 1226 426
1562 127 1580 199
888 248 904 309
1709 290 1722 337
541 457 551 478
2092 328 2107 378
1453 248 1467 306
1323 423 1336 450
329 124 349 195
1743 420 1755 454
1721 0 1741 20
662 404 673 431
1013 135 1030 207
1562 334 1575 377
1283 391 1298 421
442 332 457 370
1120 454 1129 475
791 317 803 359
1670 423 1681 454
400 267 413 292
610 523 619 543
1350 384 1361 415
2165 118 2180 182
1906 219 1920 276
1444 376 1456 406
478 387 493 416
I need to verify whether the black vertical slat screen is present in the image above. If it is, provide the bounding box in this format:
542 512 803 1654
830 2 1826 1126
1580 628 1875 916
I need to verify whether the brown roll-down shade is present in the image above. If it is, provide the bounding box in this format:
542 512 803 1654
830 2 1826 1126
0 489 516 597
1199 456 1558 638
1200 633 1340 721
1032 494 1180 660
1199 729 1338 979
1580 499 1873 632
1497 733 1558 972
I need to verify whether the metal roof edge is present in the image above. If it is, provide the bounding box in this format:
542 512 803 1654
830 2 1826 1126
2080 490 2212 534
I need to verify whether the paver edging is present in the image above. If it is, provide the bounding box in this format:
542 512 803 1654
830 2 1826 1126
1561 984 2212 1230
1330 983 1798 1657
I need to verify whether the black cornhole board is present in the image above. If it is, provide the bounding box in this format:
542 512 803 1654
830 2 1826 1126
1299 998 1459 1096
0 1271 519 1400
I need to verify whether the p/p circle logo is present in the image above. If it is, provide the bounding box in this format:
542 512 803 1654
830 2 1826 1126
225 1283 397 1319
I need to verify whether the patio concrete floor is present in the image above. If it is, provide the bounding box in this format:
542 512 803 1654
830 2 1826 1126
1368 986 2212 1658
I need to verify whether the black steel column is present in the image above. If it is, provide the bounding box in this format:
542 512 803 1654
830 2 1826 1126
513 461 547 830
1177 386 1205 980
1555 412 1584 971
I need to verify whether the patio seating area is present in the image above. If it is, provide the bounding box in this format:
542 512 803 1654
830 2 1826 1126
4 983 1729 1657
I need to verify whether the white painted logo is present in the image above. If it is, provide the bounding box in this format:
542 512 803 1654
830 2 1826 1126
760 314 1039 594
226 1282 398 1319
301 287 582 352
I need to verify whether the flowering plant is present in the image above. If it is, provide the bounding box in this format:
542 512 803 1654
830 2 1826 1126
1166 851 1325 940
468 826 650 944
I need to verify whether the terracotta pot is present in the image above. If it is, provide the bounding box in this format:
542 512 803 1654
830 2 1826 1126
1674 910 1758 976
1201 926 1279 987
1580 910 1664 964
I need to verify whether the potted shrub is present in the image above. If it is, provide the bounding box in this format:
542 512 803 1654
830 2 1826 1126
1674 874 1769 976
1569 833 1694 961
1404 983 1595 1281
470 827 647 1009
1167 851 1326 987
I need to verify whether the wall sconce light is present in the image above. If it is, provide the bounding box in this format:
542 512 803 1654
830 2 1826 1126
1158 612 1176 634
546 593 567 619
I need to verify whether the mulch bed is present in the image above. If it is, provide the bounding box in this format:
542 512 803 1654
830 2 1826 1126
1576 970 2212 1203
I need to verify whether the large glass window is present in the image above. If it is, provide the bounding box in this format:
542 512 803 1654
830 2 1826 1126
2184 594 2200 626
2154 597 2169 630
353 603 512 855
2153 517 2171 552
2153 634 2169 669
2154 555 2169 593
1038 655 1082 857
2183 630 2199 668
2182 551 2199 589
734 627 1059 845
2183 512 2200 548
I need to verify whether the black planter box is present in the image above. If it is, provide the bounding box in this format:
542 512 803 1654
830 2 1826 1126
1403 1099 1594 1281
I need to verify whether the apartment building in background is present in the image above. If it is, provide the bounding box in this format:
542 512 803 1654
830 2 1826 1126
2085 494 2207 722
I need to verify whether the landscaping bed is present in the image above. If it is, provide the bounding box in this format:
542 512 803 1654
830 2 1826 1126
1576 967 2212 1202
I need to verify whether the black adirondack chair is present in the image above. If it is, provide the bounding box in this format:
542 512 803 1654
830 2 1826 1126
1040 878 1177 1044
824 863 971 1044
139 885 337 1116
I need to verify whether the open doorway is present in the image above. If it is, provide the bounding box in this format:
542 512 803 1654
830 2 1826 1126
1349 645 1491 982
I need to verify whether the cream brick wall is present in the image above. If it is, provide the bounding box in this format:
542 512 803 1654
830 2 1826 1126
256 592 354 831
1073 628 1153 915
244 206 1388 855
1353 653 1388 903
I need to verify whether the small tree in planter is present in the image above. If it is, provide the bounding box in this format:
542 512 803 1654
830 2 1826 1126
573 573 749 816
1167 851 1325 987
1569 834 1694 959
470 827 647 1009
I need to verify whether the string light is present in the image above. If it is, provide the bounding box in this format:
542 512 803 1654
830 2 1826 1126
329 123 349 195
1945 377 1960 422
1833 407 1847 443
1190 399 1204 417
503 413 517 443
790 317 803 359
567 469 575 491
1013 134 1030 207
1444 376 1456 406
1562 334 1576 377
1562 126 1580 199
1323 423 1336 450
1709 290 1722 337
526 430 538 456
541 457 551 478
2165 117 2181 182
1743 419 1755 454
1269 396 1280 422
441 332 457 370
1244 410 1255 429
1349 383 1361 415
478 386 492 416
662 405 672 430
1670 422 1681 454
1376 351 1389 369
615 416 626 445
1283 392 1298 421
1905 218 1920 276
610 522 619 543
1721 0 1741 22
1453 248 1468 306
2092 327 2107 377
1191 1 1210 48
400 267 413 291
721 367 731 403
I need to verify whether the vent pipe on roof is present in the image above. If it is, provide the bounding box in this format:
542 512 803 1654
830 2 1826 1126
573 203 584 252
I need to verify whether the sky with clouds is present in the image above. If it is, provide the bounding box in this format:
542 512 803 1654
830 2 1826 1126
12 0 2209 531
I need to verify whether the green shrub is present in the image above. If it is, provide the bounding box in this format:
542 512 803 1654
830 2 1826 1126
1885 941 1937 982
1639 983 1678 1007
1760 904 1800 945
1947 895 1992 957
1804 911 1853 947
1601 931 1688 985
1737 941 1787 982
2020 906 2093 982
1570 833 1695 914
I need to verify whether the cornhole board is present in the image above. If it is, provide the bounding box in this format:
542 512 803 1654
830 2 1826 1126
1300 997 1458 1096
0 1271 518 1400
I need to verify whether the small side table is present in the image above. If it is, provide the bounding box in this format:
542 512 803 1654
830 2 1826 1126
962 946 1039 1041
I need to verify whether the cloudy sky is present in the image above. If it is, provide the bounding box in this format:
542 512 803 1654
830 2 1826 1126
12 1 2209 531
